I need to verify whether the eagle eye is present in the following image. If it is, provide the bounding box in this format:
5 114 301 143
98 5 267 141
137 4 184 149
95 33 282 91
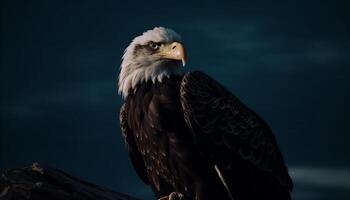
149 42 160 50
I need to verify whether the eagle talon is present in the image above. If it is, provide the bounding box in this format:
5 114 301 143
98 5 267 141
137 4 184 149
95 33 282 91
168 192 184 200
158 192 184 200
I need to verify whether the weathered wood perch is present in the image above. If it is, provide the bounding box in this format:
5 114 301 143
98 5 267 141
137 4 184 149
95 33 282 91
0 163 140 200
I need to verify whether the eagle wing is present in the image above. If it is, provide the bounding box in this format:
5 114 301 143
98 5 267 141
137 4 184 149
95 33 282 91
180 71 293 190
120 103 149 184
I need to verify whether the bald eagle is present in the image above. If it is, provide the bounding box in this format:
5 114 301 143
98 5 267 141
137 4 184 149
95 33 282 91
118 27 293 200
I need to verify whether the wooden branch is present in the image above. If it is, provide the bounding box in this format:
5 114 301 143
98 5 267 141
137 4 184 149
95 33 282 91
0 163 140 200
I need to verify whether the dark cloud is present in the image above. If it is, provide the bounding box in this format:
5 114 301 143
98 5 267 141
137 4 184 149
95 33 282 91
291 167 350 189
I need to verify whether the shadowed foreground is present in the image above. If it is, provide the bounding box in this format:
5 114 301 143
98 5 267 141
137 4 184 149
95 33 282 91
0 163 140 200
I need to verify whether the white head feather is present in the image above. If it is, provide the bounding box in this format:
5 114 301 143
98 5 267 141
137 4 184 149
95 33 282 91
118 27 182 98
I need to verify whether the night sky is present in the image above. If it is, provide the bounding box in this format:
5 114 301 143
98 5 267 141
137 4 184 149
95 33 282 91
1 0 350 199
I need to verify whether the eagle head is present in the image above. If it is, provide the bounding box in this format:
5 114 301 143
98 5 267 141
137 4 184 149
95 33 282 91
118 27 186 98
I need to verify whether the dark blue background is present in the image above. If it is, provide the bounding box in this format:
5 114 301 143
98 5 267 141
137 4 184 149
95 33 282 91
1 0 350 199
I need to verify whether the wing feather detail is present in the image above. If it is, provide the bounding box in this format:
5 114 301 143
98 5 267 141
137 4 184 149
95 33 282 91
180 71 293 190
120 103 149 184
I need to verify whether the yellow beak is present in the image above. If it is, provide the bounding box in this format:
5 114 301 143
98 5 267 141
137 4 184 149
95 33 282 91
159 42 187 67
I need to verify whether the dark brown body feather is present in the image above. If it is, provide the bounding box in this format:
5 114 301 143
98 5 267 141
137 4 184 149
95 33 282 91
120 71 293 200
